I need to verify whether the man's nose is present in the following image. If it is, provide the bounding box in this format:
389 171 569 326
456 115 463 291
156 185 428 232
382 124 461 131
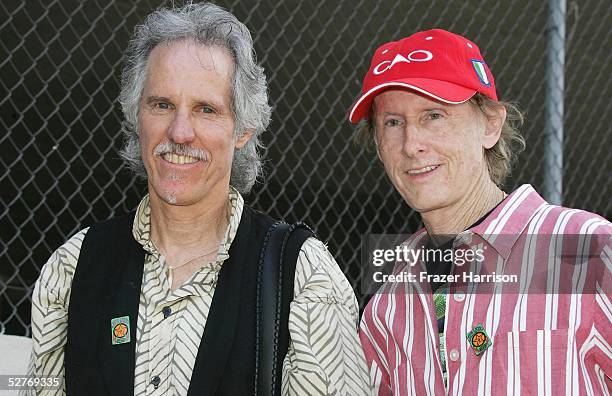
402 125 427 157
167 108 196 144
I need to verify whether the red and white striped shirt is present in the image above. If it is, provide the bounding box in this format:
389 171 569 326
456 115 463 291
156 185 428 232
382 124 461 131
360 184 612 395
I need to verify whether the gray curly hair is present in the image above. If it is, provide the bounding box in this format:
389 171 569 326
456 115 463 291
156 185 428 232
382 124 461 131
118 2 271 194
355 93 526 186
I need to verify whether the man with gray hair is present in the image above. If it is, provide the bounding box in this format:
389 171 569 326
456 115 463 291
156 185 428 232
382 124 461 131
26 3 369 395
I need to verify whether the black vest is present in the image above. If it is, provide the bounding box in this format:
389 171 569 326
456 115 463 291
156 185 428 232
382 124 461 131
65 206 305 395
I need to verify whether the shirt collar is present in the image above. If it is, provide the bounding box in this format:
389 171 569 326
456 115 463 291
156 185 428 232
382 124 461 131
132 186 245 263
406 184 548 260
466 184 548 259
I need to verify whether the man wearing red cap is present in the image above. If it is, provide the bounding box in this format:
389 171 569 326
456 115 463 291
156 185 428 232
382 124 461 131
351 29 611 395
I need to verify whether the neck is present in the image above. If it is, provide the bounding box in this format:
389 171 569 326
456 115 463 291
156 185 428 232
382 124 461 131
421 175 504 241
148 186 230 261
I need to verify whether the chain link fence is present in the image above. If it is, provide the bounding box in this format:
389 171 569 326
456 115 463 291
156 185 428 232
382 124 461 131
1 0 610 336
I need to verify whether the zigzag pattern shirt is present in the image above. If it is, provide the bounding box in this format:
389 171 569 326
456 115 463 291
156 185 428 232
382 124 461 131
360 184 612 395
25 187 371 395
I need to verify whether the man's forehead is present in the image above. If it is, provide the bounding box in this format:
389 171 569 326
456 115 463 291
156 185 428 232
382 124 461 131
373 89 456 110
147 39 234 75
139 40 235 109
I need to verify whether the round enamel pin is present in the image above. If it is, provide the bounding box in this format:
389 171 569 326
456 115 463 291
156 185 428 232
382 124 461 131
466 324 491 356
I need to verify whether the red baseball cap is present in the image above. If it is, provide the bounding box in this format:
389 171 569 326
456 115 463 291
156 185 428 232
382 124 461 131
348 29 498 123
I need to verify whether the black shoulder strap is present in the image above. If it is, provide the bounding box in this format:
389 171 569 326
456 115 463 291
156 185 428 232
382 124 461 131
255 221 314 396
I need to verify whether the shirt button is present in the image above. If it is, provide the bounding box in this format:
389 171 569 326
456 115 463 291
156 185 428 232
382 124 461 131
151 375 161 388
449 349 460 362
453 291 465 302
162 306 172 318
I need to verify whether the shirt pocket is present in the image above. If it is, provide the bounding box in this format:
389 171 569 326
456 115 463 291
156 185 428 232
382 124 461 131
492 328 571 394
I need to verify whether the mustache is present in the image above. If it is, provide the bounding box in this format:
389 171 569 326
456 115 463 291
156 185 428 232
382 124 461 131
153 141 209 161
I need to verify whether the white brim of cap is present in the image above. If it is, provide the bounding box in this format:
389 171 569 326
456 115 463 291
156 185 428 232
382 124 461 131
348 81 477 123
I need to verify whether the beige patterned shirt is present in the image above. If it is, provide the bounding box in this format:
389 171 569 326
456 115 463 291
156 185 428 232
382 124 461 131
25 188 370 395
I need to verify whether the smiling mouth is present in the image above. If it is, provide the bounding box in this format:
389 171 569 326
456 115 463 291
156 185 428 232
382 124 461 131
407 165 439 175
161 153 200 165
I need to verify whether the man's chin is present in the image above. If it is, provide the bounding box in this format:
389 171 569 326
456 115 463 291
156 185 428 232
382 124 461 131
401 193 445 214
148 184 193 207
161 189 205 206
161 192 181 205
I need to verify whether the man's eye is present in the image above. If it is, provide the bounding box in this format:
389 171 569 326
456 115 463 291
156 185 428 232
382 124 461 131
384 119 401 127
200 106 214 114
428 112 443 120
155 102 171 110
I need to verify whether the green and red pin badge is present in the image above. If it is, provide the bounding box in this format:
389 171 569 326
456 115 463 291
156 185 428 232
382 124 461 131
111 316 131 345
467 324 492 356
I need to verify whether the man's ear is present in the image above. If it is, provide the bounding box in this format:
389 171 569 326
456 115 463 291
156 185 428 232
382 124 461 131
482 106 506 149
235 129 254 149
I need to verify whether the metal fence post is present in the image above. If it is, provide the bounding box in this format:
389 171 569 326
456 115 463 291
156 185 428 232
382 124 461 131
544 0 566 205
